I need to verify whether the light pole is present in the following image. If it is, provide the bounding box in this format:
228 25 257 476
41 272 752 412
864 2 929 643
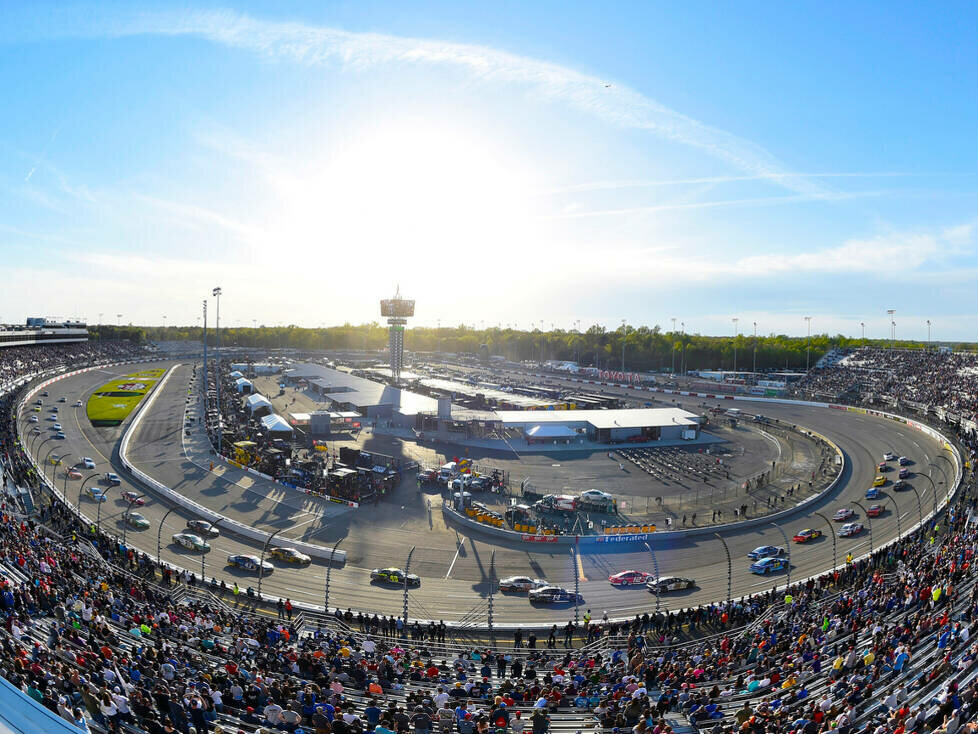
487 550 496 643
905 484 925 531
76 474 99 517
571 546 580 625
158 506 180 565
324 536 346 614
804 316 812 372
887 309 895 344
403 546 416 633
919 472 939 519
813 511 837 572
852 501 873 556
752 321 758 377
931 459 951 505
732 318 738 374
59 453 74 500
620 319 626 371
162 315 167 333
886 493 903 540
644 542 663 614
257 526 285 600
680 321 686 375
714 533 731 606
116 313 122 326
860 322 865 340
213 287 223 457
670 318 677 374
121 495 145 547
202 300 208 435
927 319 931 346
769 522 791 588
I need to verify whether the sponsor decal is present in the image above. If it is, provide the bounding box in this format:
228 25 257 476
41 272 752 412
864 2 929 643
521 534 558 543
595 533 650 543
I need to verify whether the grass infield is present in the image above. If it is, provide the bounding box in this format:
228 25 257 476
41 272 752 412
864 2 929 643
85 368 165 426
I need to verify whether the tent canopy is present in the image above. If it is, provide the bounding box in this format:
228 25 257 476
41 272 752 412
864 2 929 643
245 394 272 413
229 370 245 378
260 413 294 434
525 424 579 438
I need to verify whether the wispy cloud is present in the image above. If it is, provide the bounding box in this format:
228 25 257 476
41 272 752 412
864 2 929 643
91 8 832 199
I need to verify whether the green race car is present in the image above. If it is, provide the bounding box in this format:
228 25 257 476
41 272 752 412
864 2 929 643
370 567 420 587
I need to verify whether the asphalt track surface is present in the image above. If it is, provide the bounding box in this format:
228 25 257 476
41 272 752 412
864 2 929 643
24 360 950 627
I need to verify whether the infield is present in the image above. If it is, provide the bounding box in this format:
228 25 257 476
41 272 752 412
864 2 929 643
86 368 165 426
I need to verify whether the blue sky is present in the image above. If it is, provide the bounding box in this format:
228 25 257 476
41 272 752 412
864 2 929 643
2 2 977 339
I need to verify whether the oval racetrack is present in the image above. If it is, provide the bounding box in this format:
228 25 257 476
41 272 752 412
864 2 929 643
27 360 950 626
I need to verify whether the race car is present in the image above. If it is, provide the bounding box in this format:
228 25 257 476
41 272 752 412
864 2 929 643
172 533 210 552
41 391 48 397
498 576 548 592
227 554 274 573
86 487 108 502
30 427 40 435
270 547 312 565
125 512 151 530
877 462 888 472
370 567 420 586
82 457 96 469
747 545 786 560
893 480 909 491
104 473 121 486
833 508 855 521
838 522 864 537
866 504 884 517
58 397 66 403
898 456 910 466
186 519 220 538
52 423 62 431
122 491 145 506
865 487 880 500
28 415 37 423
883 452 896 461
55 431 66 440
608 570 652 587
646 576 695 593
750 557 788 575
66 469 82 480
793 528 822 543
873 475 886 487
529 585 583 603
898 468 910 479
74 400 83 407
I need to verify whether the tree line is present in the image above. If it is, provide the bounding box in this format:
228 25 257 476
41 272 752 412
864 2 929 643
93 323 963 373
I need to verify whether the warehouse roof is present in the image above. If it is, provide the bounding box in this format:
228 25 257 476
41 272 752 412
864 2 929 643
494 407 699 429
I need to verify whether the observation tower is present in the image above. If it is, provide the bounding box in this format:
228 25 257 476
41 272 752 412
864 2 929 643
380 286 415 384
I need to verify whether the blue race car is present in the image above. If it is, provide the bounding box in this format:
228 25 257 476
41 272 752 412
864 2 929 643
750 557 788 575
747 545 786 560
865 487 880 500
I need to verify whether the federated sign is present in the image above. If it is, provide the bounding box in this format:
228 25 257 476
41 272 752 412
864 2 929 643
594 534 650 544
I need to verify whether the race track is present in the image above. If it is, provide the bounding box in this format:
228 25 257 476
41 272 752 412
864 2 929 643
23 360 951 627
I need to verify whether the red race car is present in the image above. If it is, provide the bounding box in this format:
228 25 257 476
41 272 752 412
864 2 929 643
792 528 822 543
866 504 884 517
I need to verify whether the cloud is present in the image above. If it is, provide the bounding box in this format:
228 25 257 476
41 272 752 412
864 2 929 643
90 8 831 198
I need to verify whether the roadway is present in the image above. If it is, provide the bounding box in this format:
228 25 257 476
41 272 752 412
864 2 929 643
21 360 951 627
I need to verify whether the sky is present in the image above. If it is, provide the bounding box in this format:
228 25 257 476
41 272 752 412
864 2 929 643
1 2 977 340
